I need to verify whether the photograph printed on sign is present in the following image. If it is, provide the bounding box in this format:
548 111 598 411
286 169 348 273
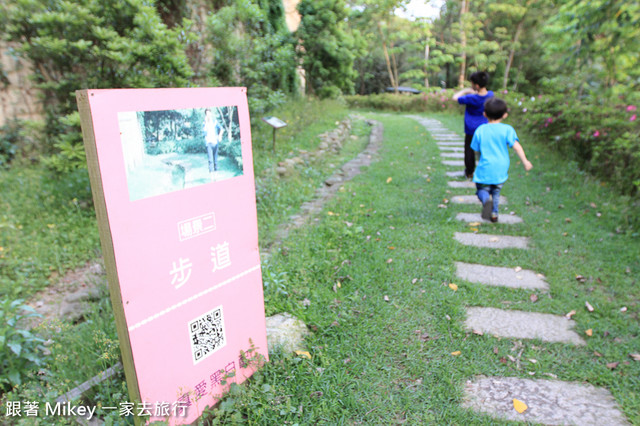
118 106 243 201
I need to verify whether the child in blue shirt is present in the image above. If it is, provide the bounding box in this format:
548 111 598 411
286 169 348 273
452 71 494 179
471 97 532 222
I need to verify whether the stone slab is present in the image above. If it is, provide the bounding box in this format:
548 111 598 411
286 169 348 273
437 141 465 146
265 312 309 353
441 152 464 158
462 376 630 425
450 194 507 205
442 160 465 167
465 307 584 344
455 212 523 224
455 262 547 290
439 147 464 152
446 171 466 178
448 181 475 188
454 232 529 249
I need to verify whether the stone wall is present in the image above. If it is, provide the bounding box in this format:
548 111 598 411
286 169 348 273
0 41 42 127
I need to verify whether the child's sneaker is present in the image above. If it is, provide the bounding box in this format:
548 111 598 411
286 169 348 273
490 212 498 223
481 198 492 221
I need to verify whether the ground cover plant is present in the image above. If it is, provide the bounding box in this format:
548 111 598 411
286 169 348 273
1 107 638 425
203 112 640 424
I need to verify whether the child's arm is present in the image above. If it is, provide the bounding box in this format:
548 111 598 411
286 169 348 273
452 88 475 101
512 141 533 171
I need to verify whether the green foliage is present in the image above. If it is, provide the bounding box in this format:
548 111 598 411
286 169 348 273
503 91 640 199
0 166 98 299
297 0 359 97
543 0 640 91
3 0 194 171
344 91 461 114
206 0 297 115
0 298 46 390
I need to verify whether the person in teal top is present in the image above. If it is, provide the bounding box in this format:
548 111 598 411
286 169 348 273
471 97 533 222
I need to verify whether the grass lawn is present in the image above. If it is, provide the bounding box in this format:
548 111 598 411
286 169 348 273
206 111 640 424
2 107 638 425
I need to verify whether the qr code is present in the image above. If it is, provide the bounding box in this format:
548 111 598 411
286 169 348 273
188 306 226 365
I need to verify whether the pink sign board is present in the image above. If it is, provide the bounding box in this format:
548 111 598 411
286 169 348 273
76 88 267 424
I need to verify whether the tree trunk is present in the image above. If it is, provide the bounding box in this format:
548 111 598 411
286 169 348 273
502 19 524 90
424 41 430 89
379 23 397 91
458 0 468 88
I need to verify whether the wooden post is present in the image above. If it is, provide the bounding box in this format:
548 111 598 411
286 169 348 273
76 90 143 425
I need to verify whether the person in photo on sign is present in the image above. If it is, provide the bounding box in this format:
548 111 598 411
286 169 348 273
452 71 494 179
471 97 532 223
203 108 223 181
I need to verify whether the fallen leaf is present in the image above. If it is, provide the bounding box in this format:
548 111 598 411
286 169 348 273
514 266 523 273
302 298 311 307
565 218 572 223
499 357 507 364
606 362 619 370
630 354 640 361
310 391 323 398
388 246 396 250
343 357 351 364
344 221 353 227
383 295 390 302
327 211 335 216
445 314 451 321
575 275 586 282
330 321 339 327
451 351 461 356
470 227 479 232
472 329 484 336
489 237 499 242
449 283 458 291
585 301 594 312
566 310 576 319
412 278 418 284
295 350 311 359
590 202 597 208
386 177 392 183
493 347 499 355
529 294 538 303
469 222 481 227
513 399 528 413
585 329 593 337
528 359 537 363
593 351 603 357
620 307 627 312
386 258 393 264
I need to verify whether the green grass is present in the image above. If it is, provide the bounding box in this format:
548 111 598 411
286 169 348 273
205 111 640 424
1 106 639 424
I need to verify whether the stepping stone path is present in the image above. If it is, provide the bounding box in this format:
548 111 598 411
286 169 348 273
450 194 507 205
462 377 631 426
465 307 585 345
455 262 548 290
447 181 475 189
455 212 523 224
454 232 529 249
411 115 630 425
440 152 464 158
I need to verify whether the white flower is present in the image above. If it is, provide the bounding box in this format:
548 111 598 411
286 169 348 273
518 101 522 106
530 97 535 102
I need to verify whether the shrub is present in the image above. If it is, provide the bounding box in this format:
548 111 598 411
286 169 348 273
344 92 461 114
0 298 46 391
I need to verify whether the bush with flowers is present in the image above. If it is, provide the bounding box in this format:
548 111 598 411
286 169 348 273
502 90 640 198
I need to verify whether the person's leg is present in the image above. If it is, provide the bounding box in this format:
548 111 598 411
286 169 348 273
464 133 475 178
476 183 492 220
206 143 214 173
212 143 219 171
489 184 503 222
490 184 503 213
